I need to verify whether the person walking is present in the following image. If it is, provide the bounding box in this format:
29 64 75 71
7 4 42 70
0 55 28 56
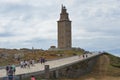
6 64 10 76
83 54 85 59
86 54 88 58
12 64 16 75
40 57 43 64
20 61 24 68
8 67 14 80
42 57 46 64
32 59 35 66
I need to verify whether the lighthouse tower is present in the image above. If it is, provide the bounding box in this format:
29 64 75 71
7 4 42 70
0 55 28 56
57 5 72 49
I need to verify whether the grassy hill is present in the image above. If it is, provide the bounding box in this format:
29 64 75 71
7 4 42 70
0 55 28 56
0 48 84 66
77 52 120 80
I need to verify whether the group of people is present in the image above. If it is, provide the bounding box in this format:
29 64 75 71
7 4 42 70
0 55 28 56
5 57 46 80
20 59 35 68
79 52 92 59
5 64 16 80
37 57 46 64
20 57 46 69
82 53 88 58
5 63 38 80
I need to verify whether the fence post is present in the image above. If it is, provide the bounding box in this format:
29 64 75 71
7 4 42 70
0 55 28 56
55 70 59 78
19 75 22 80
44 65 50 79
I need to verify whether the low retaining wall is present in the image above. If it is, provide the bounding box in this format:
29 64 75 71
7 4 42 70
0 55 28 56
48 54 100 79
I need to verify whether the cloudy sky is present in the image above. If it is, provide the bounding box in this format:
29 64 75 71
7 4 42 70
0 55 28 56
0 0 120 56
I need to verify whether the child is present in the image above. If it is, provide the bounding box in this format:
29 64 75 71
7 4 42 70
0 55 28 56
31 76 36 80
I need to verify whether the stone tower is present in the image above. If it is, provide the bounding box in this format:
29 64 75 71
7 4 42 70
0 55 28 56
57 5 72 49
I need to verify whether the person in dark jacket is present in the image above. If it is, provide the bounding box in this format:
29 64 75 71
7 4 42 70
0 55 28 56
6 64 10 76
8 67 14 80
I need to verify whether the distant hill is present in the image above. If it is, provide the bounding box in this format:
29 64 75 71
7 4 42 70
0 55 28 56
108 49 120 53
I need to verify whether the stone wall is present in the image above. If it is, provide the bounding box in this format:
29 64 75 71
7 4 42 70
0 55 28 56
49 55 99 79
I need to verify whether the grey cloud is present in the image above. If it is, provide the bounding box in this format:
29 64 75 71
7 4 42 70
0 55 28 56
0 0 119 55
73 37 120 51
0 3 59 22
0 32 14 37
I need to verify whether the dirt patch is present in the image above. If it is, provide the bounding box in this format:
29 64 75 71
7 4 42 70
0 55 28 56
84 78 96 80
91 54 110 77
98 55 110 76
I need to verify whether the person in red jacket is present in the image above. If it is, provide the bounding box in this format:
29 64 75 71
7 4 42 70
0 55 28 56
31 75 36 80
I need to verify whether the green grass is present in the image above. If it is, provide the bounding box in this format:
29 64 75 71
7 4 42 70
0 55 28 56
103 52 120 68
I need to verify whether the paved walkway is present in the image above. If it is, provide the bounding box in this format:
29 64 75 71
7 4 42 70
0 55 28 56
0 53 98 78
